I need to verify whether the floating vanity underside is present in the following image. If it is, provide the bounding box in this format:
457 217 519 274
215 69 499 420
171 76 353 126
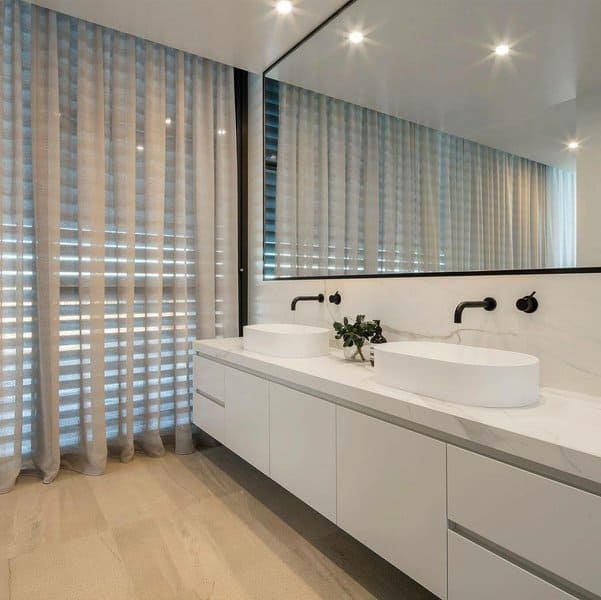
193 338 601 600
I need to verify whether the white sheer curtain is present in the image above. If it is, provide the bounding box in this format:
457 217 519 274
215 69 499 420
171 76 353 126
0 0 238 494
274 81 576 276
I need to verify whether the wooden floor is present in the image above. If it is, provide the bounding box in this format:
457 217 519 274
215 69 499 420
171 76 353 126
0 441 437 599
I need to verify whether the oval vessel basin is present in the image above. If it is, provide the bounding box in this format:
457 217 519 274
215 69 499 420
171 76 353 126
375 342 539 407
243 324 329 358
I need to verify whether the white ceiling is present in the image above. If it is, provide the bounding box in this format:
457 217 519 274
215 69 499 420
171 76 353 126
270 0 601 170
30 0 346 73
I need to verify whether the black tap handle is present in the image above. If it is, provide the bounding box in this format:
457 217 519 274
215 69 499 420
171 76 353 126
329 291 342 305
516 291 538 313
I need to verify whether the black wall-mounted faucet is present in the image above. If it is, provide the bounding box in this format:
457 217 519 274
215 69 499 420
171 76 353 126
291 294 325 311
454 297 497 324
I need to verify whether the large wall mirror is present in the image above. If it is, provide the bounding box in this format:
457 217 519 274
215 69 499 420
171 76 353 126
263 0 601 279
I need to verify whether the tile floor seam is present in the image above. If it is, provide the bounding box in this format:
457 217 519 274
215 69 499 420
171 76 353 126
8 559 13 600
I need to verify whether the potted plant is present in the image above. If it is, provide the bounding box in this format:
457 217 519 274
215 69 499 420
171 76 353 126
333 315 377 361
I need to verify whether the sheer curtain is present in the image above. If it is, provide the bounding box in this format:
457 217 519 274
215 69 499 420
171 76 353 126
275 84 379 277
0 0 238 494
273 81 576 276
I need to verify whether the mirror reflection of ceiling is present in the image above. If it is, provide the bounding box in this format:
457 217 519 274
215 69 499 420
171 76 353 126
268 0 601 171
32 0 347 73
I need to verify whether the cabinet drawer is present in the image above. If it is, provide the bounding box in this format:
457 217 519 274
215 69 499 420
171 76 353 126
448 446 601 596
192 392 224 443
448 531 577 600
337 406 447 599
269 384 336 522
224 367 269 475
193 355 225 401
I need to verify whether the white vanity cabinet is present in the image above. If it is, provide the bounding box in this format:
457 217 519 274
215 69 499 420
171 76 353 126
193 355 225 401
192 357 270 475
192 355 226 442
448 532 577 600
192 392 225 443
193 346 601 600
336 406 447 599
224 366 270 475
448 446 601 598
269 383 336 522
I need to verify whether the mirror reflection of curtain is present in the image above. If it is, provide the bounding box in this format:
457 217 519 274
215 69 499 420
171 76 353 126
275 84 380 276
273 82 576 276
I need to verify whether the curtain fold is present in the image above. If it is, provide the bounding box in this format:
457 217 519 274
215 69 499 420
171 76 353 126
111 32 137 463
140 41 167 457
0 0 238 494
31 4 61 484
273 81 576 276
60 19 108 475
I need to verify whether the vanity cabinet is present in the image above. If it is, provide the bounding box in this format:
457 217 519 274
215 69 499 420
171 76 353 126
193 355 225 401
224 366 270 475
269 383 336 522
448 446 601 597
192 356 226 442
448 531 577 600
192 392 224 443
193 349 601 600
336 406 447 599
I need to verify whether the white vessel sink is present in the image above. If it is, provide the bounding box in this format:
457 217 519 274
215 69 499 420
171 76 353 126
243 324 329 358
374 342 539 407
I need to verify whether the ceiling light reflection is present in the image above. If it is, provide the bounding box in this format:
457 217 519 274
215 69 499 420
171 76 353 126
348 31 364 44
494 43 510 56
276 1 292 15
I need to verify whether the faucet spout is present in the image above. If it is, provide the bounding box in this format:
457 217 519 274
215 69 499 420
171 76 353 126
291 294 325 311
454 297 497 324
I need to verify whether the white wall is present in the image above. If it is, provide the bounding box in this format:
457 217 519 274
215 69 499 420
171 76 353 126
248 74 601 397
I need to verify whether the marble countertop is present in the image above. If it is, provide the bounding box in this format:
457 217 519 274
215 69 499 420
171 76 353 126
194 338 601 489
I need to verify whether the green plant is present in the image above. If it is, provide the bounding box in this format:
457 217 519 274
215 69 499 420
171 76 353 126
333 315 377 361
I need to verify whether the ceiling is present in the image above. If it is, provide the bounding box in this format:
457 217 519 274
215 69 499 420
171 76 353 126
269 0 601 170
30 0 346 73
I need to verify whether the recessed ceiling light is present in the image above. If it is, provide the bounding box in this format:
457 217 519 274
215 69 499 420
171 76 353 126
136 145 144 151
567 141 580 150
495 43 510 56
165 117 172 125
349 31 364 44
276 1 292 15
